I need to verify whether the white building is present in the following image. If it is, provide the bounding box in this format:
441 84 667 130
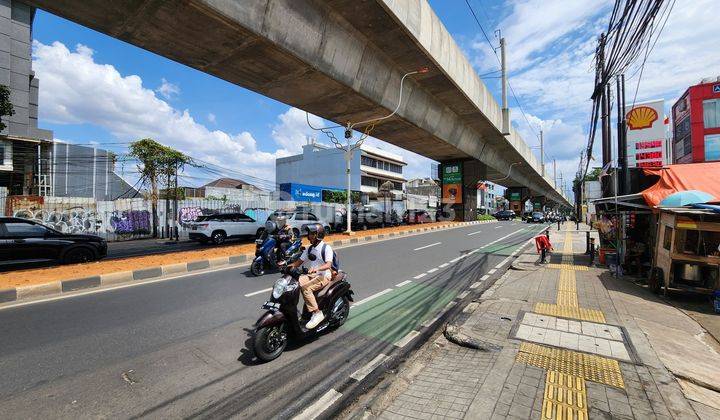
276 141 406 200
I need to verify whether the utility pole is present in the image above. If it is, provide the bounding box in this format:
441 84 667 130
616 75 628 196
553 158 557 188
500 37 510 135
174 159 179 241
540 129 545 176
165 169 170 239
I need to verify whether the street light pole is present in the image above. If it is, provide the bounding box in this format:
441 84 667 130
307 67 429 235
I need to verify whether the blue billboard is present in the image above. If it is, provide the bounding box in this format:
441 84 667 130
279 183 323 202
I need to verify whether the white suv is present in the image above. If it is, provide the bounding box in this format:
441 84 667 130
188 213 262 245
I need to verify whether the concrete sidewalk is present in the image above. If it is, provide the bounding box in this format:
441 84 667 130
352 223 720 419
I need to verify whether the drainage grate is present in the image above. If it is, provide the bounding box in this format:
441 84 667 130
534 303 606 323
516 343 625 389
541 370 588 420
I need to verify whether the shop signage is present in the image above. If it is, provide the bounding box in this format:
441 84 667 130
625 99 667 168
279 183 322 202
510 192 521 201
714 84 720 94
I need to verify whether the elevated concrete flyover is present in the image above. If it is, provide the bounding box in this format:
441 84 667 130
25 0 570 209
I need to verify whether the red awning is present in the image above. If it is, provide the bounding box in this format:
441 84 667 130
641 162 720 207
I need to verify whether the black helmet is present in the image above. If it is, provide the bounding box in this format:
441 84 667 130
306 223 325 243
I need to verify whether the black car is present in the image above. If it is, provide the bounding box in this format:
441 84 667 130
493 210 516 221
0 217 107 268
527 212 546 223
336 206 395 231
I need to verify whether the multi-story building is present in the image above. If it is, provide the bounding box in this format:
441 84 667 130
1 0 53 196
276 140 406 202
672 77 720 163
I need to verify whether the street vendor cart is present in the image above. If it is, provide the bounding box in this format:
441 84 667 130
649 207 720 296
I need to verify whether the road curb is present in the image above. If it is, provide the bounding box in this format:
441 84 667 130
0 219 498 306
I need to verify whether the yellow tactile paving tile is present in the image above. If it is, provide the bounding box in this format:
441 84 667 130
516 343 625 389
547 264 589 271
556 291 579 307
534 303 606 323
541 371 588 420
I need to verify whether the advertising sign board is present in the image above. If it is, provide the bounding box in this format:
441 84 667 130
442 162 463 204
279 183 322 202
625 99 667 168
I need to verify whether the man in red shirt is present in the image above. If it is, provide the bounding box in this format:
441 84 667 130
535 234 553 263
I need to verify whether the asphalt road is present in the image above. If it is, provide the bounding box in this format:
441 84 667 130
0 221 547 419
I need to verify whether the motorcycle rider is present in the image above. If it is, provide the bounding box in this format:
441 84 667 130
288 224 334 329
274 216 295 263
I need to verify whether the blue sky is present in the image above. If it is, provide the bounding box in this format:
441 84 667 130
31 0 720 194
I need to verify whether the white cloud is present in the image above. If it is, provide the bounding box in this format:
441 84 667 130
207 112 216 124
156 77 180 100
33 41 287 182
271 107 323 153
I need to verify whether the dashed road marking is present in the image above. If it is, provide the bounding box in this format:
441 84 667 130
351 288 393 307
467 230 483 236
293 388 342 420
427 268 438 273
350 353 388 381
413 273 427 279
457 291 469 299
395 280 412 288
244 287 272 297
439 263 449 268
394 330 420 347
414 242 441 251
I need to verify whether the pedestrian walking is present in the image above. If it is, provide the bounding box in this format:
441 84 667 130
535 234 553 263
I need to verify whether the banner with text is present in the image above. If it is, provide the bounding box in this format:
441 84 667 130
625 99 667 168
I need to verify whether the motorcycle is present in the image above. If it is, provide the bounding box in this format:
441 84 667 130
252 267 354 362
251 222 303 277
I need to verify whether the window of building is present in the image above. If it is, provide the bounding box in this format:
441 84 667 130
704 99 720 128
392 181 403 190
705 134 720 161
361 176 378 187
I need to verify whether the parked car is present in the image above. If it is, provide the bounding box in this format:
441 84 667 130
335 206 397 231
403 209 432 224
267 210 332 237
527 212 546 223
0 217 107 267
493 210 516 221
188 213 262 245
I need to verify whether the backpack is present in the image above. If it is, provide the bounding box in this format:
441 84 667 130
320 243 340 273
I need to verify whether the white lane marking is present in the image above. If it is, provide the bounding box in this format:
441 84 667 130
495 226 503 229
439 263 449 268
480 274 490 281
413 273 427 279
395 280 412 288
414 242 441 251
488 269 497 275
467 230 483 236
394 330 420 347
450 256 464 263
244 287 272 297
457 291 469 299
351 288 393 307
469 281 482 289
427 268 438 273
350 353 388 381
293 388 342 420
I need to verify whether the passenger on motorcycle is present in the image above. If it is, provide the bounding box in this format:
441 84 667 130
287 224 334 329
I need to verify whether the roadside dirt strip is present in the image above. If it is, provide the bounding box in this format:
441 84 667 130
0 220 496 305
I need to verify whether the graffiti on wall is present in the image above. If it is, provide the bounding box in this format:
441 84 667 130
108 210 151 235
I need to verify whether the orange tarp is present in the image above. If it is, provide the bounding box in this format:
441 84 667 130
642 162 720 207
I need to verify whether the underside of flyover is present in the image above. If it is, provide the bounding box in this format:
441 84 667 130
23 0 569 206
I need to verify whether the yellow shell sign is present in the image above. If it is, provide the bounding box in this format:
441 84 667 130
626 106 658 130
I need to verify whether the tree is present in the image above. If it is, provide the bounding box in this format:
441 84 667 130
129 138 196 237
0 85 14 132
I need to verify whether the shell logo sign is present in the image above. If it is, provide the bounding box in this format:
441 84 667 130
626 106 658 130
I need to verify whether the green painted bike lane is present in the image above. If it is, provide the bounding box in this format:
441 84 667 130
342 225 548 344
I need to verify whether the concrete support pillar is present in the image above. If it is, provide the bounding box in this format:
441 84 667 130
439 159 486 222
